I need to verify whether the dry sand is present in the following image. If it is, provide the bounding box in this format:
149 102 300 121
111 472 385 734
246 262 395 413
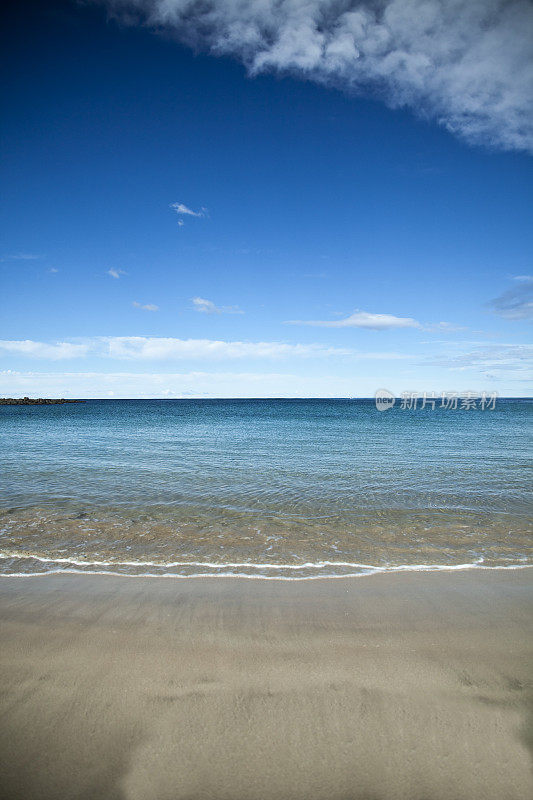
0 569 532 800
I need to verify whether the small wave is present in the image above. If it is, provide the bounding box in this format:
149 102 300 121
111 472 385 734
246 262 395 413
0 550 531 580
0 552 379 569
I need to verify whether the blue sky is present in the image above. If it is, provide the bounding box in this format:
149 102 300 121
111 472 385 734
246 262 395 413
1 0 532 397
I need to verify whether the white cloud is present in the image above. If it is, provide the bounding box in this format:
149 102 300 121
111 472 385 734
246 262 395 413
102 0 533 153
423 321 468 333
170 202 207 218
286 310 421 330
0 336 356 361
192 297 221 314
0 340 89 360
108 268 127 279
104 336 352 359
0 370 361 399
192 296 243 315
132 301 159 311
1 363 528 398
426 343 533 377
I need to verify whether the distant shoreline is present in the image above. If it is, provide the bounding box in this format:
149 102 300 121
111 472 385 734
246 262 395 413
0 397 83 405
1 397 531 402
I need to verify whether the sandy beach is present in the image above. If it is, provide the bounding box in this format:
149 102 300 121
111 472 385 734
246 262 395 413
0 569 532 800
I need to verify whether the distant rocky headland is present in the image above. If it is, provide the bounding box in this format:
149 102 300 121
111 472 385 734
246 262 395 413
0 397 83 405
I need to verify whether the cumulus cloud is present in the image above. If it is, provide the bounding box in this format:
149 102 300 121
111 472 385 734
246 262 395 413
286 309 421 330
488 279 533 320
132 301 159 311
108 268 127 279
0 340 89 360
100 0 533 152
192 296 243 314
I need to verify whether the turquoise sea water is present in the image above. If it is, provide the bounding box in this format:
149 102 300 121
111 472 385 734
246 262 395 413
1 399 531 578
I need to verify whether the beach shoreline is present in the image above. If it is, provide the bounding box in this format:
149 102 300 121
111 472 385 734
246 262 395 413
1 569 532 799
1 562 532 578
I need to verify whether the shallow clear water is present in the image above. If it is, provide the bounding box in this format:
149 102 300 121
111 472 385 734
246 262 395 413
1 399 531 578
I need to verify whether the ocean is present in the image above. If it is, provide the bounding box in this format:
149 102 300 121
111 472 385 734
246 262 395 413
1 398 531 579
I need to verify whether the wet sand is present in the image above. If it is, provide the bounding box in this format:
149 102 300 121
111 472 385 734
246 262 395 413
0 570 532 799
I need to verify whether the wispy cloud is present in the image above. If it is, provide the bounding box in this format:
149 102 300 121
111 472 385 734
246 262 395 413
0 340 89 360
1 253 42 261
192 296 243 315
192 297 221 314
0 336 358 361
170 202 207 219
423 321 469 333
1 362 524 399
102 0 533 153
48 268 59 274
104 337 351 360
286 310 421 330
132 301 159 311
0 370 362 399
108 268 127 279
426 343 533 377
488 279 533 320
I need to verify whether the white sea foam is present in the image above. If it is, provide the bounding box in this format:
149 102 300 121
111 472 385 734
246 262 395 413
0 551 531 580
